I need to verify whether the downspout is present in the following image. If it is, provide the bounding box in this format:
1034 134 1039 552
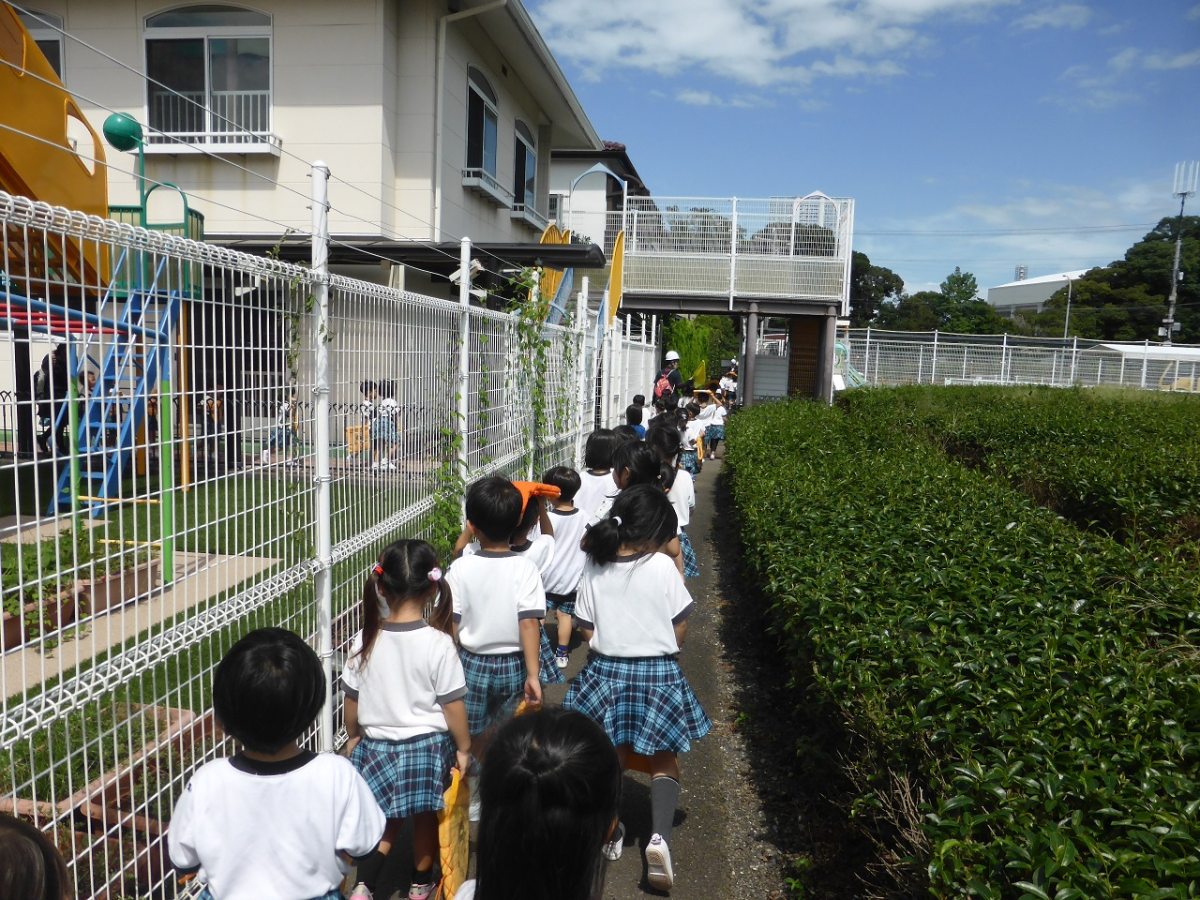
433 0 509 241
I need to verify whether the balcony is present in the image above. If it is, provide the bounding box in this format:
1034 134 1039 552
462 167 513 207
146 90 281 155
577 195 854 314
510 201 549 232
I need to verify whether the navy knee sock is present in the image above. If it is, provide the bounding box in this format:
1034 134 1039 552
650 775 680 843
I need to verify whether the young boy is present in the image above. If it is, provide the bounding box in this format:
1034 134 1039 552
168 628 384 899
539 466 589 669
445 477 546 737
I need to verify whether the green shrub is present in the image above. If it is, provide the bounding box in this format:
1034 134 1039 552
727 395 1200 898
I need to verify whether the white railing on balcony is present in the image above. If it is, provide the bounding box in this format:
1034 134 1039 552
462 167 514 207
147 89 276 148
587 195 854 310
511 202 549 232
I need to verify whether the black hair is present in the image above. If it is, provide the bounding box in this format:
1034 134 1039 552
612 440 668 491
358 539 453 666
474 709 621 900
632 394 646 407
581 484 678 565
513 494 541 542
583 429 621 471
541 465 581 502
0 814 71 900
653 397 668 414
625 404 643 427
377 379 396 399
685 402 701 418
360 380 378 396
465 476 523 542
612 424 639 442
213 628 325 755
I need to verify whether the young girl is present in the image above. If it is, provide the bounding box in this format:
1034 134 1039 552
588 441 669 524
0 814 71 900
343 541 472 900
563 486 711 892
680 403 705 476
453 709 622 900
705 390 728 459
646 423 699 579
575 429 622 518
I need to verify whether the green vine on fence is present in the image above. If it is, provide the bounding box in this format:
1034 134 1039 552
507 267 553 473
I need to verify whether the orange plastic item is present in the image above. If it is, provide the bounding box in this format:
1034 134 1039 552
511 481 561 514
436 768 470 899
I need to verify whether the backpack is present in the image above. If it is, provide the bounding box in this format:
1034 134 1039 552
653 371 674 401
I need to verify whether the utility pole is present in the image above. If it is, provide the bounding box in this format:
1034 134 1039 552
1164 161 1198 346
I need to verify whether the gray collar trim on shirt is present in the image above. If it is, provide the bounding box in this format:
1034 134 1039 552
613 551 654 563
551 508 580 516
380 620 428 632
474 549 517 558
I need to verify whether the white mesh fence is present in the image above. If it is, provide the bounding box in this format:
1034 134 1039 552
844 328 1200 392
0 189 636 897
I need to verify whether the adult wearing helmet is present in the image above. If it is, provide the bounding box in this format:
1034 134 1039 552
654 350 684 406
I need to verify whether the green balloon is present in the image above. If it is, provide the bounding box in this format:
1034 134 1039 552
102 113 143 152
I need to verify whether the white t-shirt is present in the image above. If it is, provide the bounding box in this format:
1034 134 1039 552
454 882 476 900
589 489 620 526
575 552 694 657
340 621 467 741
683 419 706 451
359 399 376 422
697 402 717 421
378 396 399 420
541 507 589 595
168 753 384 900
446 552 545 654
513 532 555 578
714 405 728 425
576 469 618 518
668 470 695 531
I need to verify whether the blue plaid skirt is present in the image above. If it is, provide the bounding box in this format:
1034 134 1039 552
546 590 577 617
539 628 566 684
563 654 711 756
460 647 561 735
350 731 454 818
680 449 699 475
371 417 398 444
679 529 699 578
200 888 341 900
705 424 724 445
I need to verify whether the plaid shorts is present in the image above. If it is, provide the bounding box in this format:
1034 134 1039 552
679 529 700 578
680 449 699 475
350 731 454 818
563 653 711 756
200 888 341 900
538 629 566 684
459 645 563 735
546 590 577 617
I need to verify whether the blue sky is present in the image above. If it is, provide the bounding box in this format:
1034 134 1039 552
528 0 1200 294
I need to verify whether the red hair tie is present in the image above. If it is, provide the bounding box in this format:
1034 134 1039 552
371 563 384 577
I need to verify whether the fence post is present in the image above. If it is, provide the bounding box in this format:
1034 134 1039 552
863 327 872 384
573 277 590 467
917 345 924 384
457 237 472 481
1001 333 1009 385
1140 340 1149 389
310 161 335 754
931 330 939 385
600 295 612 427
728 198 738 311
1069 336 1078 385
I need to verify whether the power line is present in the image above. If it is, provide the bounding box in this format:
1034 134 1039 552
857 223 1155 237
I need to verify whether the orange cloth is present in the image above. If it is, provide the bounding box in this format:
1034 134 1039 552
511 481 561 514
437 768 469 898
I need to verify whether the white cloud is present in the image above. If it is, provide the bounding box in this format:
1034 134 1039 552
1013 3 1093 31
676 89 771 108
528 0 1015 89
1143 48 1200 70
1188 4 1200 20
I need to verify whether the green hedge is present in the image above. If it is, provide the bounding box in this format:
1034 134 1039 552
726 395 1200 898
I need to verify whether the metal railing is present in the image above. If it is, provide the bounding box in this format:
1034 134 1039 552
600 194 854 308
844 329 1200 392
0 188 654 898
147 89 274 146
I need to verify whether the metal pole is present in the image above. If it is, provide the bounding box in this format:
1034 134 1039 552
1165 193 1187 346
1001 333 1009 385
931 330 939 384
457 237 472 482
310 161 334 754
744 303 759 407
1069 336 1078 384
1062 276 1073 340
1141 340 1149 389
728 198 738 312
573 278 589 468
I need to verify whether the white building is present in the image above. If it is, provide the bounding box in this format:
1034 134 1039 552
21 0 603 293
986 270 1090 319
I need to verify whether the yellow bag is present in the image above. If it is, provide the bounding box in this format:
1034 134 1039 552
345 423 370 455
437 768 470 898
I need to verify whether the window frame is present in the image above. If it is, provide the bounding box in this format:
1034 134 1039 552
462 65 509 205
17 9 64 77
141 5 277 153
512 120 537 208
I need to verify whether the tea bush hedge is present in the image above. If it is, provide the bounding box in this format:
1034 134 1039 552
726 394 1200 898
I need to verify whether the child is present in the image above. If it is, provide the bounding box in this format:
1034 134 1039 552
452 709 622 900
680 403 705 477
444 477 548 740
168 628 385 900
563 486 711 891
705 390 728 459
371 380 400 472
612 424 640 442
508 482 566 686
356 381 378 468
588 441 669 524
342 541 472 900
261 387 297 466
0 813 71 900
646 424 699 579
625 403 646 440
576 429 622 519
540 466 589 668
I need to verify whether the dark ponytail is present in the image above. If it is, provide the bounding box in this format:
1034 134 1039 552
581 484 677 565
355 539 454 665
613 441 664 490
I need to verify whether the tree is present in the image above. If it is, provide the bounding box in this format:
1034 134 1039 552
849 251 904 327
940 267 979 305
661 315 740 388
875 290 943 331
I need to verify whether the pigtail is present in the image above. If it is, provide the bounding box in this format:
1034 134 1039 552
355 567 383 665
660 460 678 492
427 577 455 637
581 516 622 565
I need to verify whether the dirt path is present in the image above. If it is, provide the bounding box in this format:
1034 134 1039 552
540 459 789 899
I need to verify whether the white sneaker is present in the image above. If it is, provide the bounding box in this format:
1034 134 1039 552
645 833 674 890
370 461 381 470
601 821 624 861
468 772 481 823
260 450 270 464
384 460 398 471
348 883 373 900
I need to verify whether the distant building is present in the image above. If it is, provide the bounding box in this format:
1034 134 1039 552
986 270 1090 318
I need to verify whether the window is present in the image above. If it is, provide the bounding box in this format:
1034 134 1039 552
17 10 63 76
144 5 275 150
513 121 536 207
462 66 509 204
